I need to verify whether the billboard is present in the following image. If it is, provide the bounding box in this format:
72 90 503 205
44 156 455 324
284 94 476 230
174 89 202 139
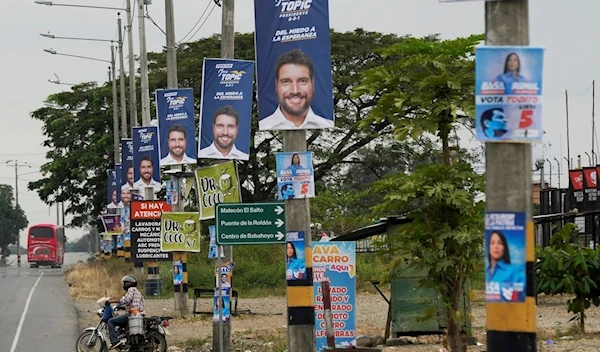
156 88 197 167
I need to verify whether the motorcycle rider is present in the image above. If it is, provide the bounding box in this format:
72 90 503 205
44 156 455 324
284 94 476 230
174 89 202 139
107 275 145 350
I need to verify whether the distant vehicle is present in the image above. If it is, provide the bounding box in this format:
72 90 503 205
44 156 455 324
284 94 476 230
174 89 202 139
27 223 65 268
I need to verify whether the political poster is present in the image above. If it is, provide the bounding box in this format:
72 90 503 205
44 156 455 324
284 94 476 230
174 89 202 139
275 151 315 200
286 231 307 281
130 200 173 262
194 161 241 220
166 179 178 205
208 225 224 259
475 47 544 142
160 212 201 252
156 88 197 167
254 0 334 130
120 139 135 190
313 242 356 350
173 260 183 285
485 212 526 302
106 169 120 209
198 59 254 160
101 214 123 235
132 126 162 191
214 262 234 322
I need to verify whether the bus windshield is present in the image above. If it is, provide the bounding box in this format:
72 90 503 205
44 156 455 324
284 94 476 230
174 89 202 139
30 227 54 238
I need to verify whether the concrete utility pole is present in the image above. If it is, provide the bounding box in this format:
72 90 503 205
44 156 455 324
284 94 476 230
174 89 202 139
485 1 536 351
118 14 128 138
6 160 31 268
125 0 138 129
110 47 120 164
138 0 151 126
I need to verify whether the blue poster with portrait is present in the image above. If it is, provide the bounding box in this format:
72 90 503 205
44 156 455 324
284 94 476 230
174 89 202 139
173 260 183 285
254 0 334 130
208 225 224 259
485 212 526 302
286 231 306 281
156 88 197 167
106 169 121 208
121 139 134 190
132 126 162 191
197 59 254 161
475 47 544 142
312 241 357 350
275 151 315 200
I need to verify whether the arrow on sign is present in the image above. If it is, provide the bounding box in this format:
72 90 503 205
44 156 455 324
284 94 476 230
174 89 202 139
274 205 284 215
275 218 284 228
276 231 284 240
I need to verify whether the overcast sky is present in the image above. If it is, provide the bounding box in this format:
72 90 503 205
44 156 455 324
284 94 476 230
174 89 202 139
0 0 596 242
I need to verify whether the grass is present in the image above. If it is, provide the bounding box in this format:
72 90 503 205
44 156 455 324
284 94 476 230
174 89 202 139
65 259 144 299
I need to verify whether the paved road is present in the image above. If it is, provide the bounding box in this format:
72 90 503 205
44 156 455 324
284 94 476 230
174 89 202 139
0 266 79 352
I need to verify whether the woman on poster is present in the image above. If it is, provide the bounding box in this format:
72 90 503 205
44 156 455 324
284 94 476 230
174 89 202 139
286 241 306 280
495 52 527 94
173 263 183 285
487 230 525 302
286 153 305 176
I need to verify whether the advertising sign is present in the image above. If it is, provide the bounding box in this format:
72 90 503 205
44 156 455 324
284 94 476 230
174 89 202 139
194 161 241 220
132 126 162 191
130 200 173 262
214 262 234 322
485 212 526 302
166 179 179 205
160 212 201 252
106 169 120 209
276 151 315 200
101 214 123 235
121 139 135 190
568 169 585 211
313 241 356 350
254 0 334 130
198 59 254 160
156 88 197 166
286 231 306 281
475 47 544 142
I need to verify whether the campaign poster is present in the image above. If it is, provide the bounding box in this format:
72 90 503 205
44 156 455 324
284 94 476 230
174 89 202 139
485 212 526 302
254 0 334 130
313 242 356 350
286 231 307 281
121 139 135 190
276 151 315 200
156 88 197 167
475 47 544 142
132 126 162 191
194 161 241 220
173 260 183 285
208 225 224 259
101 214 123 235
214 262 234 322
166 179 179 205
160 212 201 252
102 233 114 254
106 169 120 209
198 59 254 160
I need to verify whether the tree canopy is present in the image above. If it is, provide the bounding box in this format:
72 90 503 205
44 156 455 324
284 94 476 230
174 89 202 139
0 185 29 260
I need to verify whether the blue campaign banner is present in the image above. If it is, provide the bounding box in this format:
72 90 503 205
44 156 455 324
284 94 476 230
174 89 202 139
312 242 356 350
132 126 162 191
286 231 307 281
106 169 120 208
198 59 254 161
475 47 544 142
208 225 224 259
156 88 197 167
120 139 134 190
254 0 334 130
275 151 315 200
485 212 526 302
173 260 183 285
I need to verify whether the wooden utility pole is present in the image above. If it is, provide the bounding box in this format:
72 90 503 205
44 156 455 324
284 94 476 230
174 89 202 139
485 1 536 351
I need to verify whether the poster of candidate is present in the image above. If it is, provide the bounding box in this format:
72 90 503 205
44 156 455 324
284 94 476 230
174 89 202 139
194 161 241 220
254 0 334 130
160 212 201 252
121 139 135 191
286 231 306 281
198 59 254 160
275 151 315 200
101 214 123 235
132 126 162 191
475 47 544 142
485 212 526 302
208 225 224 259
106 169 121 209
156 88 197 167
214 262 234 322
173 260 183 285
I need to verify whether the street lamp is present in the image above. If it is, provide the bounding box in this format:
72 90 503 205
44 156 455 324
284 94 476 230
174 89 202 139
43 48 111 63
34 0 126 11
48 73 76 86
40 32 113 43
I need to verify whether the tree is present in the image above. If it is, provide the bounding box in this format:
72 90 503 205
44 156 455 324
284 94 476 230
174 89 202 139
374 164 484 352
0 185 29 260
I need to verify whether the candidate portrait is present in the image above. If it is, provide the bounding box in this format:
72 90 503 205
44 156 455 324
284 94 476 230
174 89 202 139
133 154 162 190
160 124 197 166
198 105 249 160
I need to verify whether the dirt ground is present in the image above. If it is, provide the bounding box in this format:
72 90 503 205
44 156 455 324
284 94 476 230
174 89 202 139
74 291 600 351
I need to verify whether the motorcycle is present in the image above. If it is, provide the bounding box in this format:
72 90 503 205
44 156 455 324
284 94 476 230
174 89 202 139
76 298 172 352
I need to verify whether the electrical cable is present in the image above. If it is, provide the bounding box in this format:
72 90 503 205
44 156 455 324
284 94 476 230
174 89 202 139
177 0 213 44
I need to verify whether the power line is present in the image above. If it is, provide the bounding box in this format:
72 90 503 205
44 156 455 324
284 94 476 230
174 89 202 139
177 0 213 44
146 6 166 36
179 2 217 44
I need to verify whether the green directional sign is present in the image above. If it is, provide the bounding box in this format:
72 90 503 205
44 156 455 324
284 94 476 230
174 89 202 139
215 202 286 245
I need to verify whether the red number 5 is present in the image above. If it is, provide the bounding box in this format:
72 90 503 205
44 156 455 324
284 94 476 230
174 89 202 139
519 110 534 128
301 184 309 194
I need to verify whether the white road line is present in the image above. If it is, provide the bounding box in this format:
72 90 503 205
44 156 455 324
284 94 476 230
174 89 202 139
9 272 44 352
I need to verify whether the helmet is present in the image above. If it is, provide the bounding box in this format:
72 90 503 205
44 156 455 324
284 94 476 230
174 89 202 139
121 275 138 291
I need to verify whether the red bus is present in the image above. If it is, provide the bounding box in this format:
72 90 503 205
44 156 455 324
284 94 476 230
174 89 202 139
27 223 65 268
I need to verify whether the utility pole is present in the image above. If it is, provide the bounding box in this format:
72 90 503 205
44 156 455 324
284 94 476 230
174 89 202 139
110 48 119 164
125 0 138 129
485 1 536 351
566 90 570 172
138 0 151 126
593 80 596 164
118 14 128 138
6 160 31 268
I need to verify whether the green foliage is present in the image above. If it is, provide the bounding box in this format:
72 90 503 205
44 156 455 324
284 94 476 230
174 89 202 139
0 185 29 260
536 223 600 332
374 163 484 351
